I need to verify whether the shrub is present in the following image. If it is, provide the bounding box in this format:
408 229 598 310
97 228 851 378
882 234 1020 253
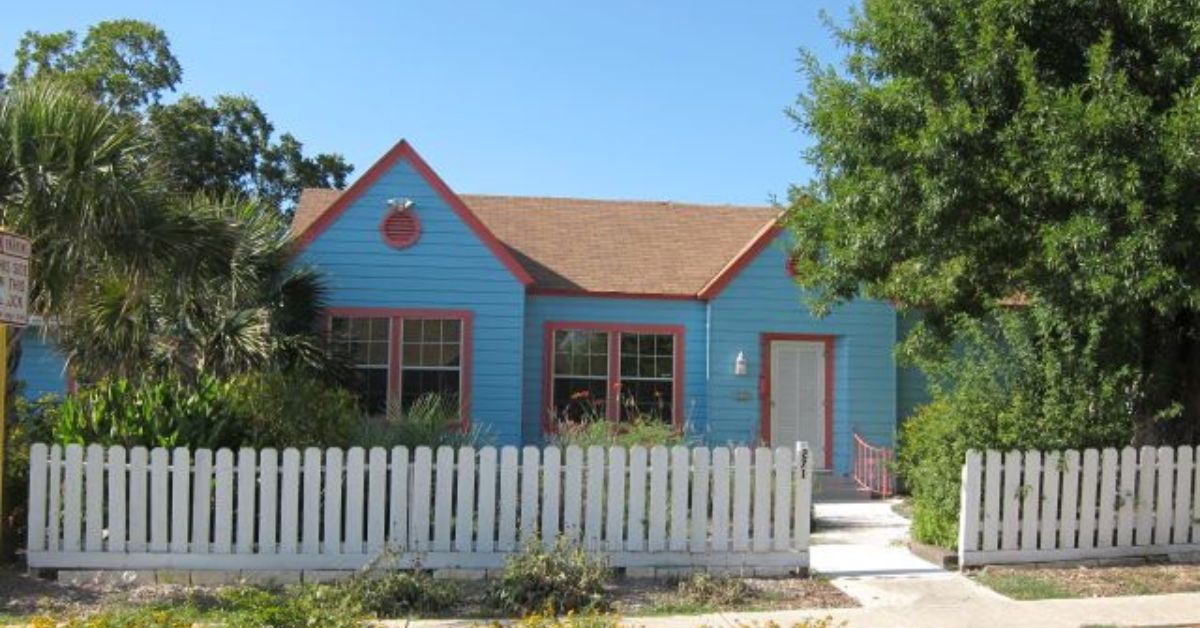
2 394 58 559
340 570 460 617
45 371 362 451
353 393 488 449
226 370 361 448
897 310 1134 548
488 537 611 615
51 376 242 449
550 418 689 449
675 572 758 608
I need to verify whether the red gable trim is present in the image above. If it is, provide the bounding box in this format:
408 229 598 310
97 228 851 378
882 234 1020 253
696 221 783 300
293 139 535 287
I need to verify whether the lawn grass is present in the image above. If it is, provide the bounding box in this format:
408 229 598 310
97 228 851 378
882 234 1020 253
973 571 1075 600
972 563 1200 600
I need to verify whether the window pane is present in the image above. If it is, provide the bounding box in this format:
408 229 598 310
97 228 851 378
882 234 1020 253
331 317 348 334
403 343 421 365
403 320 421 341
351 317 370 337
618 379 673 423
553 330 608 377
352 341 371 364
551 377 608 422
443 319 460 341
368 341 389 365
656 357 673 379
441 343 460 367
421 320 440 342
371 318 390 341
400 368 460 411
351 368 388 415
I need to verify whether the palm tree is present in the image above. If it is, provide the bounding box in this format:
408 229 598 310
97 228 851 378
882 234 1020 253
57 193 341 383
0 80 340 387
0 80 229 318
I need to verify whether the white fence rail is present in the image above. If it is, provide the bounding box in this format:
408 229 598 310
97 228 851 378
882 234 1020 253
958 446 1200 567
27 443 812 573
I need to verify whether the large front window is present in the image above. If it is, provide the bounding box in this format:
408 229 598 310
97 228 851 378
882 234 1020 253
547 325 680 426
330 312 468 416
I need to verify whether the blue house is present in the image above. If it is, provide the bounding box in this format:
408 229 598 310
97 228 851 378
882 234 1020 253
18 140 925 474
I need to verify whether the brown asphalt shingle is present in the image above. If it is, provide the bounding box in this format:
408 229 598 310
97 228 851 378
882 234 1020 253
294 189 779 296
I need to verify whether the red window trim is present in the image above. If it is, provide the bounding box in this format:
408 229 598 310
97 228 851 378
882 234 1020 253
326 306 474 427
542 321 685 433
759 333 835 470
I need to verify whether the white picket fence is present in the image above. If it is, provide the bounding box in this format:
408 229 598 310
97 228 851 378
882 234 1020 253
26 442 813 573
958 445 1200 567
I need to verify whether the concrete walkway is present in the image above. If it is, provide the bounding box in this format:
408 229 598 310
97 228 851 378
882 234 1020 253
623 591 1200 627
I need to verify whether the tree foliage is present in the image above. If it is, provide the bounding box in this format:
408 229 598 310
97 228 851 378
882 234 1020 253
7 19 351 211
789 0 1200 443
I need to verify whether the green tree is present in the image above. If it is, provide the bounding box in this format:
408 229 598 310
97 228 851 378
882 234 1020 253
11 20 181 111
789 0 1200 444
7 19 351 211
147 95 352 210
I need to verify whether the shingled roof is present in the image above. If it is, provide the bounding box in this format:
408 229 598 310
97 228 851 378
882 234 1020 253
294 188 780 297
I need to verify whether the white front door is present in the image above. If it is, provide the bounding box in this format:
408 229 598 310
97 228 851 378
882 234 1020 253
770 340 827 467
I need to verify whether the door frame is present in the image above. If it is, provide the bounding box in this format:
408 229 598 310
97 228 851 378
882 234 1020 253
759 333 835 469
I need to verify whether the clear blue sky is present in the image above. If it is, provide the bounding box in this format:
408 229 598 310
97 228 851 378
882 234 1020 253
3 0 853 206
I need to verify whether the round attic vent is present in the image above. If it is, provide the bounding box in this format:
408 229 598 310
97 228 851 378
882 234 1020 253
380 207 421 249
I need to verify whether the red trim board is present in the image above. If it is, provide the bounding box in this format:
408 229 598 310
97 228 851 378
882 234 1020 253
294 139 534 287
326 306 475 428
759 333 835 469
541 321 686 433
697 222 783 300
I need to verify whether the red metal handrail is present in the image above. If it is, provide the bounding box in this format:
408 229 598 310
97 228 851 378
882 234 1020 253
852 431 894 497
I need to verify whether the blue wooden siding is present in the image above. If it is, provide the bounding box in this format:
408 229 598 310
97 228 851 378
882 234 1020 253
300 158 526 444
17 328 68 399
522 296 707 442
896 311 932 421
707 234 898 474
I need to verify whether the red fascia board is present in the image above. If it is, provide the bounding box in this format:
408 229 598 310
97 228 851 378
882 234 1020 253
696 222 783 300
293 139 535 287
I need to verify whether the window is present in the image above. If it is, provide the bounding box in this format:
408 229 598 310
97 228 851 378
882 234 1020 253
401 319 462 410
329 311 470 417
551 330 609 421
546 324 681 427
330 316 391 415
619 333 674 421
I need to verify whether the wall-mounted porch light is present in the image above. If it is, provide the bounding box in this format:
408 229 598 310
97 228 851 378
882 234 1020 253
734 351 748 376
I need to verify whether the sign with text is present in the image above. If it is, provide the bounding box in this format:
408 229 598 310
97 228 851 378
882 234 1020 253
0 232 31 325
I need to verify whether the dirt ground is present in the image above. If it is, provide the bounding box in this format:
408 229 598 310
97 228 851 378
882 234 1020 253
0 568 856 620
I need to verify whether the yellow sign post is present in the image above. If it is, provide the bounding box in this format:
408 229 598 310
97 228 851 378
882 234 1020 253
0 231 31 556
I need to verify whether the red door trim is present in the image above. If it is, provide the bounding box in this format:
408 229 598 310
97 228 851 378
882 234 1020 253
759 333 835 469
